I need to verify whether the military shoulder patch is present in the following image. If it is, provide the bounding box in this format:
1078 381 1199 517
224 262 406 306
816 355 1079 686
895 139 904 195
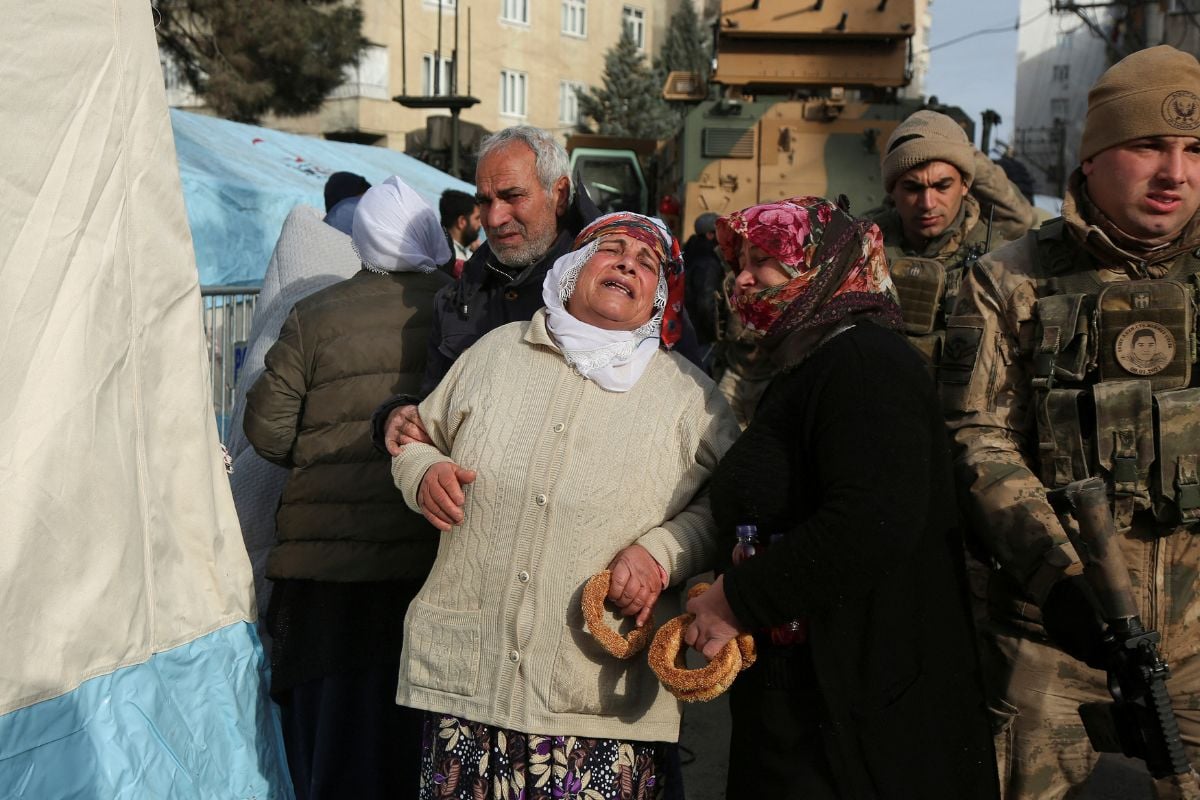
938 315 985 385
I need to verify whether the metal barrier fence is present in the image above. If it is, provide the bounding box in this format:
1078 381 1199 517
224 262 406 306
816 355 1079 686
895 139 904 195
201 285 260 443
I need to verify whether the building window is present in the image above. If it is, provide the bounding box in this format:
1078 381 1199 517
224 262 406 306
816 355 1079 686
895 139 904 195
560 80 584 125
1052 64 1070 82
501 0 529 24
1056 30 1072 50
562 0 587 37
422 53 454 96
1050 97 1069 119
500 69 528 117
623 6 645 50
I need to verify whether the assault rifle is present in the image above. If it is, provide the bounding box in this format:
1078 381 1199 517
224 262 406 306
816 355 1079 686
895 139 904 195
1048 478 1192 780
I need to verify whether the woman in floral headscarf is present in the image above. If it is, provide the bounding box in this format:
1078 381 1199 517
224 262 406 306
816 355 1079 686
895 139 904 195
685 198 998 799
391 212 740 800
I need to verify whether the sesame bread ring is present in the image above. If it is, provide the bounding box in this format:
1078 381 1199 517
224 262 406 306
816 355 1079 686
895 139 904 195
582 570 655 659
648 583 757 702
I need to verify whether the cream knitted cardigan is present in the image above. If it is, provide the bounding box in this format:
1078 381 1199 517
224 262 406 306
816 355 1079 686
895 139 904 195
392 310 740 741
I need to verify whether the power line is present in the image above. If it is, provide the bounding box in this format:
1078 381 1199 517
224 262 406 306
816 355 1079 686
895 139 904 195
920 8 1052 54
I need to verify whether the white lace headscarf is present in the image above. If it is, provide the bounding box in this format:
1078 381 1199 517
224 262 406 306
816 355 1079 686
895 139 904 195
351 176 451 273
541 215 673 392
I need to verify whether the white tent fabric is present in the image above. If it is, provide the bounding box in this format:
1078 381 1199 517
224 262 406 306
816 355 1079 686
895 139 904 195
225 206 363 619
0 1 288 794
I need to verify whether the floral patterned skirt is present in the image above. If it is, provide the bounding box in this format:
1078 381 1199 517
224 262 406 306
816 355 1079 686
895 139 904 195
418 711 667 800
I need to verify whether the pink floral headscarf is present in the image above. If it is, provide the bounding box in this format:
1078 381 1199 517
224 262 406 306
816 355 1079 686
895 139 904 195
716 196 901 343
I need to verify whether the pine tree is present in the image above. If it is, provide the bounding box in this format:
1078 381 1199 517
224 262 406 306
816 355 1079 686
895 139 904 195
155 0 365 123
576 28 679 140
654 0 711 89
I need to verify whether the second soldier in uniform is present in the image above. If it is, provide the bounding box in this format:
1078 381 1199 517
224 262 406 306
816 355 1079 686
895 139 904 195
943 46 1200 799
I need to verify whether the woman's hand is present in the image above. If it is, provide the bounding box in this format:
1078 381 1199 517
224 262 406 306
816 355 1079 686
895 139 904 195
684 575 745 661
417 461 477 531
606 544 667 627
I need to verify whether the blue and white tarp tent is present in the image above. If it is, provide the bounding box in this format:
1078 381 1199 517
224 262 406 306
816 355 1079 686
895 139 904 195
0 2 291 797
171 109 475 287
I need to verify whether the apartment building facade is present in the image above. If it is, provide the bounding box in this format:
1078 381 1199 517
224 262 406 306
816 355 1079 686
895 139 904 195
250 0 685 153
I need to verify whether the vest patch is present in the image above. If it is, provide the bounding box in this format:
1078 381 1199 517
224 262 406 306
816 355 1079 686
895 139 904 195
1115 321 1175 376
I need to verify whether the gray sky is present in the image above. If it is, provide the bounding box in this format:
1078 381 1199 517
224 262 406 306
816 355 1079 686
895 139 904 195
924 0 1021 155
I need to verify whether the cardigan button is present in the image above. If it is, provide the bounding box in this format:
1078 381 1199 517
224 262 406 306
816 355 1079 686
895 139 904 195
552 422 565 433
535 493 547 506
504 289 519 301
508 649 520 663
517 570 530 583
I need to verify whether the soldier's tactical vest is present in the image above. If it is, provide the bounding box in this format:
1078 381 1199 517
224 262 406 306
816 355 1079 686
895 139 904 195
1029 218 1200 527
889 221 990 365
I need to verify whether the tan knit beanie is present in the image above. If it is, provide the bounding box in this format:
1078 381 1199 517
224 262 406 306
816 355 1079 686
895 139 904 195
1081 45 1200 162
882 110 976 192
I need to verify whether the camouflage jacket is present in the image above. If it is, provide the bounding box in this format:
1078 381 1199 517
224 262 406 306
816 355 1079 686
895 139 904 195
873 154 1037 361
940 174 1200 609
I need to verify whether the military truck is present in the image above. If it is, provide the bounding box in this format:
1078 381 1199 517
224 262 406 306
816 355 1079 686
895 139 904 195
569 0 972 237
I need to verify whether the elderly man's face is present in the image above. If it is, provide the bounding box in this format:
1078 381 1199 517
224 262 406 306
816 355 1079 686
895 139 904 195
890 160 969 245
567 234 661 330
1082 136 1200 245
475 141 569 268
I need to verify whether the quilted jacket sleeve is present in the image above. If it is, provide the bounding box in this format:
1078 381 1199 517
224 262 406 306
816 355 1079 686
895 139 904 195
244 308 307 468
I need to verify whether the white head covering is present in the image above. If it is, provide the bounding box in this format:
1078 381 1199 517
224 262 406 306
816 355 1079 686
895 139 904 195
350 176 451 273
541 235 669 393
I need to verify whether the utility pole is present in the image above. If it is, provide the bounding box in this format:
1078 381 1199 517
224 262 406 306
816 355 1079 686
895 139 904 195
393 0 479 179
1051 0 1140 64
1054 117 1068 198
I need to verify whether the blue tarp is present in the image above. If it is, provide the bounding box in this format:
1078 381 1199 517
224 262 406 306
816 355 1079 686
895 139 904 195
170 109 474 287
0 623 290 799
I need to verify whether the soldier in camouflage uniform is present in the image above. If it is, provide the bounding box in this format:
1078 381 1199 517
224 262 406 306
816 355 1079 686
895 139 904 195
871 109 1036 364
942 46 1200 799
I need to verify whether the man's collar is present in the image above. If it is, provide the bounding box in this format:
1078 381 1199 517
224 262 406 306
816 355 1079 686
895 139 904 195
1064 169 1200 276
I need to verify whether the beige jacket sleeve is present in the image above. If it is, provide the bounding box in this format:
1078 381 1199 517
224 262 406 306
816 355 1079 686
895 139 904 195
244 308 307 468
940 237 1079 604
636 378 741 585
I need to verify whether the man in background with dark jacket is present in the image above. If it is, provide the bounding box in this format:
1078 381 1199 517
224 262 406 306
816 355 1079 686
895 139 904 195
321 171 371 236
373 126 597 453
682 212 723 368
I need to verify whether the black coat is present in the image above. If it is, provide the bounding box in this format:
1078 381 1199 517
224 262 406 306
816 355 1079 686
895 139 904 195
713 321 998 800
682 233 725 346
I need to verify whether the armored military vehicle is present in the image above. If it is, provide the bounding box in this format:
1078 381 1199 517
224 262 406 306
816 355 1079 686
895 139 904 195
570 0 970 237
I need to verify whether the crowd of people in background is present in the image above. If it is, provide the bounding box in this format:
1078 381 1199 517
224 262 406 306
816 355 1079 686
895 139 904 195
242 44 1200 800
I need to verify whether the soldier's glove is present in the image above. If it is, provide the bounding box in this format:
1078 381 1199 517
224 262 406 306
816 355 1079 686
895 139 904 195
1040 575 1109 670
